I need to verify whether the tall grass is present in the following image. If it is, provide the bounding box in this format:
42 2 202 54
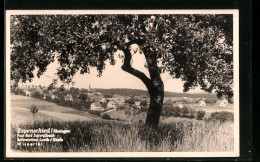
11 120 233 152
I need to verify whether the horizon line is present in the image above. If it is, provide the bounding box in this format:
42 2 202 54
18 84 213 95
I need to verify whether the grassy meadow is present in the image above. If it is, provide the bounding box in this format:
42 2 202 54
11 120 233 152
10 94 234 152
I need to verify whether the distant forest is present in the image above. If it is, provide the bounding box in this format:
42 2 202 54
94 88 218 100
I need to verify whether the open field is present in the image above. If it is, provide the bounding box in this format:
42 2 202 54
103 109 147 122
192 105 234 118
10 94 100 125
10 94 234 125
10 94 234 152
105 104 234 123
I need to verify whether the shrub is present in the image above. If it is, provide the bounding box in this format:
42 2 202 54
180 106 189 117
125 110 131 115
196 110 206 120
102 114 112 120
52 98 61 103
117 105 126 110
138 106 148 112
172 107 181 117
188 108 196 119
104 93 113 98
132 105 137 110
33 91 42 99
29 104 39 118
45 95 52 101
14 90 19 95
208 111 234 122
13 88 26 96
140 100 148 107
181 99 189 104
204 99 217 104
88 110 105 116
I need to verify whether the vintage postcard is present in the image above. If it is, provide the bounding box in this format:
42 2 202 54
5 10 239 158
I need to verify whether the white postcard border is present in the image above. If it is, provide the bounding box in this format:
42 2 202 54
5 9 239 158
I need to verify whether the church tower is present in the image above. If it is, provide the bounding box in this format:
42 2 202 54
89 84 91 91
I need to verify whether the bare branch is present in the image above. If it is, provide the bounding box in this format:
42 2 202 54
121 48 152 91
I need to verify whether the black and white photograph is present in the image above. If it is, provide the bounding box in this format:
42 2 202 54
5 10 239 158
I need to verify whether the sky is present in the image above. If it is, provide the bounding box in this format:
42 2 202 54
20 49 204 93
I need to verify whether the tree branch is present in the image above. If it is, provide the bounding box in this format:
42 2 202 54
121 48 152 91
125 37 146 46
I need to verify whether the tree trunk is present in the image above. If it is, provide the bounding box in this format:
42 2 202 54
121 47 164 128
145 78 164 128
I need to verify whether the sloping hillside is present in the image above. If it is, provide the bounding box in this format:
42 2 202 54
10 94 100 125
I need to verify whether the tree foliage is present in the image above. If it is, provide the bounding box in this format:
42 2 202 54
79 93 88 101
140 100 148 107
11 14 233 98
125 98 135 106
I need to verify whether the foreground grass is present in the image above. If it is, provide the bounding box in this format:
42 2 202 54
11 120 233 152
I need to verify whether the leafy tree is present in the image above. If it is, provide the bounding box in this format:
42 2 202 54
47 79 57 92
42 89 49 94
102 114 112 120
197 110 206 120
30 104 39 119
69 87 80 99
79 93 88 101
58 84 65 92
104 93 113 98
81 88 89 93
125 98 135 106
100 101 108 108
45 95 52 101
33 91 43 99
10 14 233 128
140 100 148 107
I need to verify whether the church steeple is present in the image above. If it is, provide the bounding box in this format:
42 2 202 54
89 84 91 91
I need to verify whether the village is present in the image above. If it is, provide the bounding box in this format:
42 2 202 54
12 83 232 115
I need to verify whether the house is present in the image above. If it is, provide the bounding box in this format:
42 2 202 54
173 101 183 108
25 91 32 97
134 96 141 100
216 99 229 107
198 99 206 107
135 101 141 109
107 100 117 109
90 102 104 111
64 94 73 101
43 94 50 99
117 99 125 106
43 94 57 100
51 94 57 99
100 98 107 103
